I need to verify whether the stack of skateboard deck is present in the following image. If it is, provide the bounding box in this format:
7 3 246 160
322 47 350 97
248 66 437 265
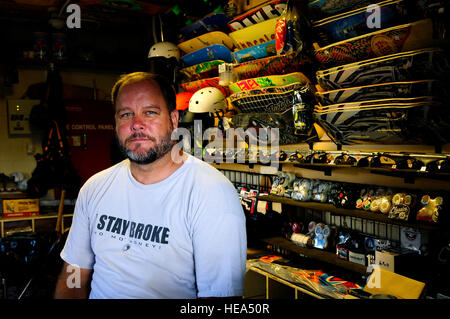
177 10 235 97
309 0 450 145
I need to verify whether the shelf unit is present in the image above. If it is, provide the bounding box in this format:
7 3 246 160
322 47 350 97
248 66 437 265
244 265 330 299
261 236 367 274
0 213 73 237
257 194 441 231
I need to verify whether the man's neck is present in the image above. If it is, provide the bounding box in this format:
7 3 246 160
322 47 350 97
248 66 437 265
129 147 187 185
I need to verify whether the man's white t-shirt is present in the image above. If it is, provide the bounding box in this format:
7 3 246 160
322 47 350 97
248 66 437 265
60 154 247 299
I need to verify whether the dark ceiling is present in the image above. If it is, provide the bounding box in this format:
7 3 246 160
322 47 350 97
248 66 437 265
0 0 227 70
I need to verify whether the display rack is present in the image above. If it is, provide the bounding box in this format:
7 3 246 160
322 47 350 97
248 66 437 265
257 194 441 231
0 213 73 237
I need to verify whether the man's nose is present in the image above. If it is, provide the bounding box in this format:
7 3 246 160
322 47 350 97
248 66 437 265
131 115 145 131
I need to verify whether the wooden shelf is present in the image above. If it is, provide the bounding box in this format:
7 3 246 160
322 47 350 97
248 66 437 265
261 237 367 275
257 194 441 231
0 213 73 237
0 192 29 199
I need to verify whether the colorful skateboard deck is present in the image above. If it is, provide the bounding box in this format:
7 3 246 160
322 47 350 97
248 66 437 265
179 60 225 83
229 72 311 93
308 0 370 19
314 19 434 68
180 44 232 67
228 0 286 31
316 80 440 105
233 51 314 81
314 102 444 144
232 40 276 63
312 0 410 47
181 77 232 97
229 82 313 113
316 47 449 91
178 31 235 54
179 13 232 42
229 17 279 50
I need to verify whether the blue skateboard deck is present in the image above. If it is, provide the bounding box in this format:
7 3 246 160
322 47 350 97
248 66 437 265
179 13 232 42
312 0 410 47
232 40 277 63
181 44 232 67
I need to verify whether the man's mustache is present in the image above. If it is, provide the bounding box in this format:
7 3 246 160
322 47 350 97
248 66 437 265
125 133 157 143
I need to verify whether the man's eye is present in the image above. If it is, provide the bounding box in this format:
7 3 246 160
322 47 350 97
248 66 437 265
145 111 156 115
120 112 132 118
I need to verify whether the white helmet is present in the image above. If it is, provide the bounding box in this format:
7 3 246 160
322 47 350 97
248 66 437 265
189 87 227 114
148 42 180 61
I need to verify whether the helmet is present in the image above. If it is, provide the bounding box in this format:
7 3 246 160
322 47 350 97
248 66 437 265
189 87 227 114
148 42 180 61
176 92 194 111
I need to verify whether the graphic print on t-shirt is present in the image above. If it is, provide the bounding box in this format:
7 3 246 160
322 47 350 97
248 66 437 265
93 213 170 250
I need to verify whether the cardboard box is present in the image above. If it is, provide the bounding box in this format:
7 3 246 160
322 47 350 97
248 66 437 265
364 267 425 299
375 248 421 275
2 199 39 218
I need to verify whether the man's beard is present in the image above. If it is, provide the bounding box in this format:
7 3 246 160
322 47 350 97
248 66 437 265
116 127 175 165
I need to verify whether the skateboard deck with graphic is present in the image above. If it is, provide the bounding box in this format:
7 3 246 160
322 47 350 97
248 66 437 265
316 80 441 105
314 101 447 145
229 17 279 51
228 0 286 31
179 13 232 42
181 44 232 67
232 40 276 63
233 51 314 81
229 72 311 93
229 82 314 113
314 19 434 68
308 0 370 19
181 77 232 97
315 48 449 91
178 31 235 54
312 0 410 47
179 60 225 83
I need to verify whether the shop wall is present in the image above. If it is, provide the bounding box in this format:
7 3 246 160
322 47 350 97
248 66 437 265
0 68 120 178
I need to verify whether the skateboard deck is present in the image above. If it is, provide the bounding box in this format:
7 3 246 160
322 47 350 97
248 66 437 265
179 60 225 83
314 19 434 68
180 44 232 67
228 0 287 31
179 13 232 42
178 31 235 54
316 80 440 105
229 82 314 113
229 72 311 93
308 0 370 20
233 51 314 81
312 0 410 47
315 47 449 91
181 77 232 97
314 102 445 144
229 17 279 50
232 40 276 63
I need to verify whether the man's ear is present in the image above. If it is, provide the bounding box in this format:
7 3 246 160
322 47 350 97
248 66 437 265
170 109 179 129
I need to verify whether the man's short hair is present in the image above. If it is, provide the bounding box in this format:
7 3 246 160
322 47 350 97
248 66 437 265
111 72 176 113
